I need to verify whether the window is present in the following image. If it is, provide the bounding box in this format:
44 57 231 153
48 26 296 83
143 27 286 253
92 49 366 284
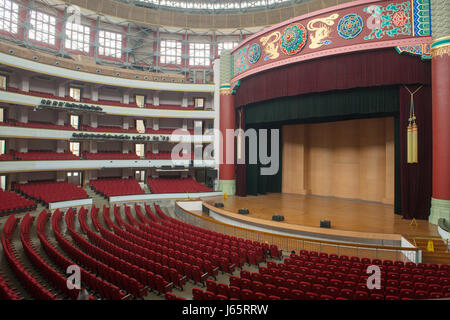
0 0 19 34
218 41 238 56
135 95 145 108
160 39 182 65
65 22 90 53
67 172 79 177
70 142 80 157
136 120 145 133
69 87 81 101
189 43 210 66
29 10 56 45
0 107 4 122
194 97 204 109
0 139 5 154
135 144 144 157
70 115 79 130
98 30 122 59
0 75 6 90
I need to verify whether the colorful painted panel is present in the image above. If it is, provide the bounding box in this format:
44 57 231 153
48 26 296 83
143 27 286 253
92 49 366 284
396 43 431 59
280 23 308 55
231 0 431 81
363 1 411 40
412 0 431 36
338 14 364 39
248 43 261 64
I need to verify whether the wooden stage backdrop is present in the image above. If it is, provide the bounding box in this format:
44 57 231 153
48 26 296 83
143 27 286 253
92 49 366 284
282 118 395 205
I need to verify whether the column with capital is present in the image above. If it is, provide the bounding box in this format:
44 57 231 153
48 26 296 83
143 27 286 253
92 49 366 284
429 0 450 224
218 51 236 195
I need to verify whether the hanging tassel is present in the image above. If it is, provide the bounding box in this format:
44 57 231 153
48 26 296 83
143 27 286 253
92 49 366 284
405 85 422 164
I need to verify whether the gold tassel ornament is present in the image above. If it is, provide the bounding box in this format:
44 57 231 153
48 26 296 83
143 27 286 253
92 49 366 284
405 85 422 164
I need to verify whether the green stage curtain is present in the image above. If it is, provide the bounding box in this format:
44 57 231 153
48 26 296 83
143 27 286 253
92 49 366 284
245 86 399 126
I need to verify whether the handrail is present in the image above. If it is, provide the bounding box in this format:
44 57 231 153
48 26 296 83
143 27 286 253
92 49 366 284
175 201 419 252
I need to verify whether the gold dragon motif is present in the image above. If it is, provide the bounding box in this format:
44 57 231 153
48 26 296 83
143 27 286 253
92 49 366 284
307 13 339 49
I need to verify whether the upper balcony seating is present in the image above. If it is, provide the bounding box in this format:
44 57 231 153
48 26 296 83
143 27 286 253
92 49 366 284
81 125 138 133
90 178 145 197
0 189 36 216
0 119 76 131
145 128 194 135
3 87 202 111
148 177 212 194
14 181 89 204
145 152 193 160
13 151 80 160
82 151 140 160
0 154 14 161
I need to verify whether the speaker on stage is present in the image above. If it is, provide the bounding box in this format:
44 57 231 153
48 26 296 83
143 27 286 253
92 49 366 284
214 202 224 208
320 220 331 228
272 214 284 222
238 208 249 215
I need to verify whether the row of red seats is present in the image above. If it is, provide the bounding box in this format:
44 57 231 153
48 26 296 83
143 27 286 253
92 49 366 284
154 204 283 260
145 152 193 160
82 152 140 160
14 181 88 204
20 213 81 300
83 206 177 294
0 119 75 131
148 177 212 194
37 210 124 300
64 208 146 298
110 205 215 285
0 271 20 300
12 151 80 160
119 204 261 270
0 189 36 215
0 154 14 161
90 178 145 197
51 209 136 299
1 215 57 300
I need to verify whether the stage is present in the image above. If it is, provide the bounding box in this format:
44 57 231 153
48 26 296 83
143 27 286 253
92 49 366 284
203 193 438 240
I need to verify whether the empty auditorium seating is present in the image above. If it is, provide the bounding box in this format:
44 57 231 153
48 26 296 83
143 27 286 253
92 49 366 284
0 189 36 215
0 153 14 161
148 177 212 193
90 178 145 197
1 215 57 300
13 151 80 160
82 152 140 160
14 181 88 204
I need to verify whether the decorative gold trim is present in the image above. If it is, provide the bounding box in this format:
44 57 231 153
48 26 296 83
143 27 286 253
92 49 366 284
220 88 233 95
432 45 450 58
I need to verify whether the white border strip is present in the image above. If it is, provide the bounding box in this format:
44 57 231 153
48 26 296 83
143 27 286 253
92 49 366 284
109 191 223 203
49 198 93 210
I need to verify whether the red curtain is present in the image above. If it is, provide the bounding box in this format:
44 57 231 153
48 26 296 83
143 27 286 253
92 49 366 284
235 49 431 107
400 85 432 219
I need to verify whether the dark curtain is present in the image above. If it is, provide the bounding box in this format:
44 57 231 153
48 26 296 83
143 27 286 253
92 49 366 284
235 49 431 108
245 86 400 126
235 107 247 196
245 125 282 196
399 85 432 219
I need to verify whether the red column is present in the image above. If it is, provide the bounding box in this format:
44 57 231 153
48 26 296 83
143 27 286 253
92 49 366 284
219 89 235 181
432 52 450 201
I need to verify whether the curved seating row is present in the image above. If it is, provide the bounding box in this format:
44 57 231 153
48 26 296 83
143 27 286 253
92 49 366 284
90 178 145 197
148 177 212 194
14 181 88 204
0 189 36 216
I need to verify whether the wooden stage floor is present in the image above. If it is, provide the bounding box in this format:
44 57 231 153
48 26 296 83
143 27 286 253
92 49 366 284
205 193 439 239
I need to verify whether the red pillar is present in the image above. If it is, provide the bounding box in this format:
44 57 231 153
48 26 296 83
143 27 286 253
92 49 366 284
432 52 450 200
219 85 236 194
429 39 450 224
